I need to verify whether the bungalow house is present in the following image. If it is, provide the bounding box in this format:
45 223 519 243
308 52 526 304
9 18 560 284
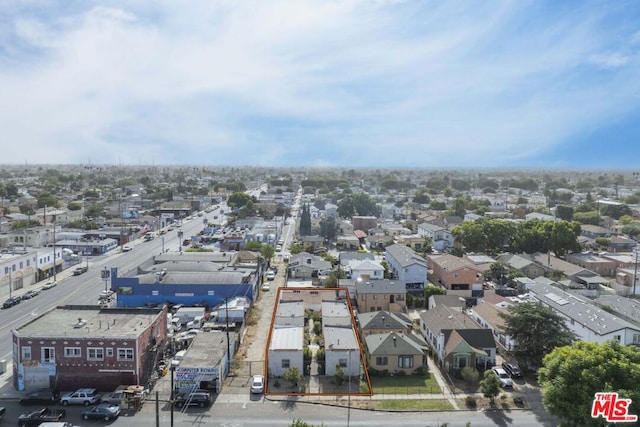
355 279 407 313
268 326 304 377
497 253 546 279
336 234 360 251
364 332 428 375
384 244 428 293
287 252 332 279
357 311 412 337
427 254 484 292
607 235 637 252
419 304 496 374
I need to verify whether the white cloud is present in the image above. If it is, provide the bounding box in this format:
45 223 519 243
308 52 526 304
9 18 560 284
0 0 639 166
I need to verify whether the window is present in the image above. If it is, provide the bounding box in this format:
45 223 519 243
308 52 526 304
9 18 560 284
398 355 413 369
633 334 640 344
117 348 134 361
338 358 347 368
614 335 621 342
42 347 55 363
106 348 114 357
64 347 81 358
20 261 23 269
281 359 290 368
21 346 31 361
376 356 388 366
87 347 104 361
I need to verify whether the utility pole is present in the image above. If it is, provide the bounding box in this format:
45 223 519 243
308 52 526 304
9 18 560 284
225 297 231 373
633 246 639 297
53 213 57 283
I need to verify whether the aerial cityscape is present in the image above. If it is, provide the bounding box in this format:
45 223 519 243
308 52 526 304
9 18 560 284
2 1 640 427
0 165 639 427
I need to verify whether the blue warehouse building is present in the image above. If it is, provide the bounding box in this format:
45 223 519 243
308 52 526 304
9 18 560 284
109 251 263 308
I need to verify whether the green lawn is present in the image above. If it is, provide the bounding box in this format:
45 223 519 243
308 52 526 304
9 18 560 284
367 374 442 394
374 399 453 411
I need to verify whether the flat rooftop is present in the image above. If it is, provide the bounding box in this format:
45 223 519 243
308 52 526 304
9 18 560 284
179 331 229 366
15 305 164 338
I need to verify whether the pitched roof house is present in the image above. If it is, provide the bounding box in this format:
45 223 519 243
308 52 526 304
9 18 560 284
364 332 428 375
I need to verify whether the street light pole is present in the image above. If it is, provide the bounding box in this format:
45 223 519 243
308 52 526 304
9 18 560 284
53 214 57 283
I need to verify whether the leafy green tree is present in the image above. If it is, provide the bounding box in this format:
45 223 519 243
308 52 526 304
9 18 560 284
461 366 480 384
227 192 255 209
499 302 576 371
37 193 59 209
539 341 640 427
555 205 573 221
19 205 35 217
573 211 600 225
283 367 303 392
545 220 581 257
479 369 502 404
67 202 82 211
424 284 446 302
319 216 339 241
601 204 632 220
260 245 275 266
429 200 447 210
290 243 303 254
245 241 262 251
299 203 312 236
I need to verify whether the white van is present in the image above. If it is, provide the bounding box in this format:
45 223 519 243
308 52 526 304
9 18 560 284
187 315 204 330
171 350 187 367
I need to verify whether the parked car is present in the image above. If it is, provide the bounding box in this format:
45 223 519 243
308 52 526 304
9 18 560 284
81 403 121 421
122 245 132 252
250 375 264 394
262 283 270 292
502 362 524 378
171 350 187 367
174 390 212 408
19 389 60 405
60 388 101 406
18 408 66 427
491 367 513 388
42 280 57 290
266 271 275 281
73 266 88 276
21 289 41 300
3 296 22 308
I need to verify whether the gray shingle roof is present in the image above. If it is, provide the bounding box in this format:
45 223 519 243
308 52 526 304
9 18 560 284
365 332 427 355
385 244 428 268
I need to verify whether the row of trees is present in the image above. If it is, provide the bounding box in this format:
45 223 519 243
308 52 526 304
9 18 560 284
452 217 581 256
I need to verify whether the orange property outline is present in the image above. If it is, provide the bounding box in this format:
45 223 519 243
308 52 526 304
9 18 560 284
264 287 373 397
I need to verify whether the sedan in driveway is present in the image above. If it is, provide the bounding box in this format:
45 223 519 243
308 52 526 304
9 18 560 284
81 403 121 421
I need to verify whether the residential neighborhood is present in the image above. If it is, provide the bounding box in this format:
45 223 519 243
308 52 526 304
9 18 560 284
1 166 640 425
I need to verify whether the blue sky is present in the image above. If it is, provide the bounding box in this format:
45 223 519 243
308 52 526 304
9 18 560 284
1 0 640 168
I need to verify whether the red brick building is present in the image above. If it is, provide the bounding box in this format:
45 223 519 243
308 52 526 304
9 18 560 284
12 305 167 391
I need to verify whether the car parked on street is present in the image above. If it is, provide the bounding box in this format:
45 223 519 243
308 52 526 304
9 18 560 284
19 389 60 405
250 375 264 394
3 296 22 308
174 390 212 408
266 271 275 281
42 280 57 290
502 362 524 378
73 266 88 276
80 403 121 421
60 388 101 406
21 289 41 300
